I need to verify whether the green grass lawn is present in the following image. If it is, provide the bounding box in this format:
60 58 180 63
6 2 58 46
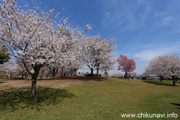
145 79 179 85
0 78 180 120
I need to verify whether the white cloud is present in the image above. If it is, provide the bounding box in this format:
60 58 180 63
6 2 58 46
133 43 180 74
101 0 151 31
161 16 175 26
134 44 180 62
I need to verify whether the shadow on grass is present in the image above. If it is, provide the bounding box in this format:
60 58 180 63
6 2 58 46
38 76 107 81
0 82 5 84
0 87 74 112
171 103 180 109
63 76 108 81
143 80 176 86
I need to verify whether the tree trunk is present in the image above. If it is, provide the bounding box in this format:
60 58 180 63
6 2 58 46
25 72 28 80
96 63 100 77
124 72 127 79
21 74 24 79
70 69 74 76
61 67 64 78
74 69 77 76
96 68 99 77
90 69 93 77
52 68 58 79
160 76 162 82
172 76 176 86
52 70 56 79
31 78 37 101
30 65 41 101
96 67 99 77
64 72 66 77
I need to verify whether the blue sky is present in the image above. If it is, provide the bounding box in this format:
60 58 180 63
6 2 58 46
17 0 180 75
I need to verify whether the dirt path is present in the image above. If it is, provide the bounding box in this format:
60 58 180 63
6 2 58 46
0 79 95 92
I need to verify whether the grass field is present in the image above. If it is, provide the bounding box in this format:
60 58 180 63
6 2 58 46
145 78 179 85
0 78 179 120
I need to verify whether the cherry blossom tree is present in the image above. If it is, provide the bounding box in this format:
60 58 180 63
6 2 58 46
98 57 116 76
46 32 84 78
144 54 180 85
80 35 116 76
0 0 59 100
95 38 116 76
117 55 136 78
0 0 91 100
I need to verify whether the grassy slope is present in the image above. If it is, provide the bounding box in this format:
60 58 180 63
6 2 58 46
0 78 180 120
